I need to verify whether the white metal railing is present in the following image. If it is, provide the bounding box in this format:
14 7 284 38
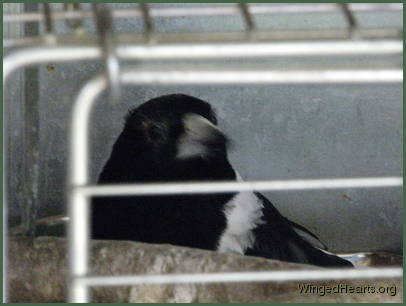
4 40 403 83
76 178 403 197
3 3 403 303
76 268 403 287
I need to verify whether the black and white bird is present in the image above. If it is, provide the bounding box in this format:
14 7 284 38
92 94 352 268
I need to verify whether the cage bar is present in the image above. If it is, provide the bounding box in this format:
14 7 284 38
76 267 403 287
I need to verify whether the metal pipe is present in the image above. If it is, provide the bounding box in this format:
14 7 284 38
339 3 359 38
115 69 403 84
77 177 403 197
92 3 121 104
339 3 358 30
3 40 402 84
63 3 83 29
116 40 403 59
139 3 154 42
42 3 54 35
4 3 403 24
3 47 101 85
67 189 90 302
238 3 256 39
92 3 120 103
77 267 403 287
67 76 107 303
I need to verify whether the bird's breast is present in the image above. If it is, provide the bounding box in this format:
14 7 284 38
217 190 266 255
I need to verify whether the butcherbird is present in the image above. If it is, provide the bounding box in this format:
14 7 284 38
92 94 352 268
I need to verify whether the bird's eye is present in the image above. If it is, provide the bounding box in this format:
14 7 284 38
147 125 163 142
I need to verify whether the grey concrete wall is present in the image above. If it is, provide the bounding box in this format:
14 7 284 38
5 4 403 253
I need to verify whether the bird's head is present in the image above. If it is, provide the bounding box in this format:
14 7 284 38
120 94 228 166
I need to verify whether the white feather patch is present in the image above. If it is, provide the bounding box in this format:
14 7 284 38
217 172 265 254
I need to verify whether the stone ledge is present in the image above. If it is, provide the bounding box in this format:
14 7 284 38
8 236 402 302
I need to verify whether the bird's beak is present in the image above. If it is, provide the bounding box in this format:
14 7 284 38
176 113 227 159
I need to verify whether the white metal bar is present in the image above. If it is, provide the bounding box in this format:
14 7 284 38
4 3 402 23
79 177 403 197
4 40 402 84
3 41 403 84
77 268 402 287
117 40 403 59
67 76 106 303
3 47 101 85
117 70 403 84
68 189 90 302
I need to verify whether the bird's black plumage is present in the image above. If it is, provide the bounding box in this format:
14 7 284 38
92 94 352 268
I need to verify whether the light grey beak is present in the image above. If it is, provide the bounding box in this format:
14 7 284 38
176 113 226 159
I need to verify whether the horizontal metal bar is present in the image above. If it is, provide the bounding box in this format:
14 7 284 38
77 268 402 287
119 69 403 84
3 47 100 84
77 177 403 197
117 40 402 59
4 40 402 85
4 3 402 24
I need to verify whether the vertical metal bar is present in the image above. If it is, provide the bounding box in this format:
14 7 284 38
68 190 90 302
237 3 256 39
63 3 83 29
92 4 120 104
338 3 359 38
139 3 154 42
42 3 54 34
68 75 106 303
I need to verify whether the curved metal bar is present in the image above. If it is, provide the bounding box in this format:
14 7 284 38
3 46 100 86
68 74 106 302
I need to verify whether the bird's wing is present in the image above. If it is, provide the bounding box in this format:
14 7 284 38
246 192 352 267
285 218 328 250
